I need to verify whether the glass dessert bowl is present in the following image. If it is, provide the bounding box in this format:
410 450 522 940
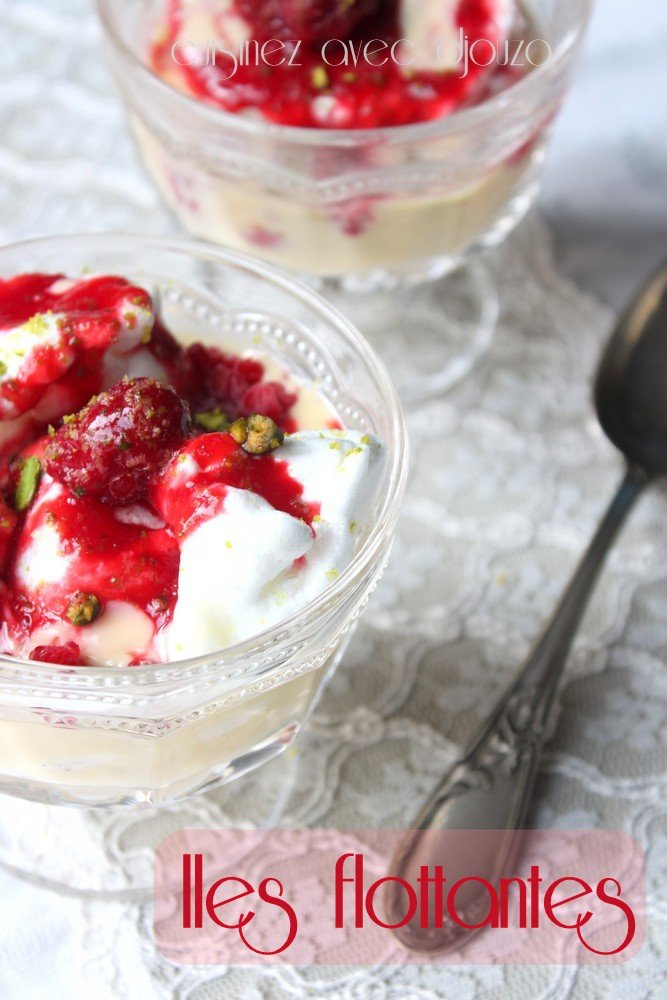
0 234 407 808
97 0 592 291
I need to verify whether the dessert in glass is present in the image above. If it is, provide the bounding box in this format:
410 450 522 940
0 234 407 812
97 0 592 395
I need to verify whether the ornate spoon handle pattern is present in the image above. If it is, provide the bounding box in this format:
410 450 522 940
388 467 646 952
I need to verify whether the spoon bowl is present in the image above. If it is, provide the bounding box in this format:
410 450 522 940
595 265 667 475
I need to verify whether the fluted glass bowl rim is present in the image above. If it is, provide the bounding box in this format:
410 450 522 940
96 0 593 148
0 233 408 689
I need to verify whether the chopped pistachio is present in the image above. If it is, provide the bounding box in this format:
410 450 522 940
0 360 6 377
230 414 284 455
349 521 357 534
47 424 55 436
22 312 52 337
15 456 41 512
311 65 329 90
66 592 102 626
229 417 248 446
195 408 229 432
360 434 371 446
326 568 340 582
246 414 284 454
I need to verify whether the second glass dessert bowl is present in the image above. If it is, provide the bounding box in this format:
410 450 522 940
0 234 408 809
97 0 592 396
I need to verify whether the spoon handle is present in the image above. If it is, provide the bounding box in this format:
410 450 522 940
389 465 646 952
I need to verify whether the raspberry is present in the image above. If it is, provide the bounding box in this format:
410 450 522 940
44 377 191 505
178 343 296 430
30 642 82 666
0 496 18 572
241 381 296 424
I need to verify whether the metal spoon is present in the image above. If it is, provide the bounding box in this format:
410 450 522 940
387 263 667 952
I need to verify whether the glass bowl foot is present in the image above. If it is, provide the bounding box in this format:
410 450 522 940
324 257 500 404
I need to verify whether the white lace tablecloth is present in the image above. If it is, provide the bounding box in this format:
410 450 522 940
1 2 666 998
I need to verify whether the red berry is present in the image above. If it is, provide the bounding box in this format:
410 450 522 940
237 0 379 43
0 496 18 572
30 641 82 666
44 377 191 505
178 343 296 430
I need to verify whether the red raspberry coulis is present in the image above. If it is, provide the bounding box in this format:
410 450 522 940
152 430 320 538
152 0 519 128
0 273 315 665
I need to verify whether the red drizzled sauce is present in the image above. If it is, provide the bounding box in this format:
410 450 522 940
0 274 64 328
0 274 151 334
153 432 320 537
30 641 82 666
0 273 153 421
0 495 17 572
0 272 328 663
3 482 180 641
151 0 519 129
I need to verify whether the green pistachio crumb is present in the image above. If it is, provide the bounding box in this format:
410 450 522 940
360 434 371 446
326 568 340 582
311 66 329 89
0 360 7 377
15 456 41 512
349 521 357 534
66 592 102 626
230 414 284 455
195 408 229 432
229 417 248 446
22 312 52 337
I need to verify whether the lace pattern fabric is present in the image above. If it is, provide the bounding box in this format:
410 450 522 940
0 3 666 998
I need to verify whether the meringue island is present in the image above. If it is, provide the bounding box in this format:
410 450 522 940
0 272 386 667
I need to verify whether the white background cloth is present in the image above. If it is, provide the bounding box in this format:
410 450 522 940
0 1 666 998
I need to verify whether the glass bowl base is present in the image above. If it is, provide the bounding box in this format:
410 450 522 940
0 737 300 898
323 257 500 404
